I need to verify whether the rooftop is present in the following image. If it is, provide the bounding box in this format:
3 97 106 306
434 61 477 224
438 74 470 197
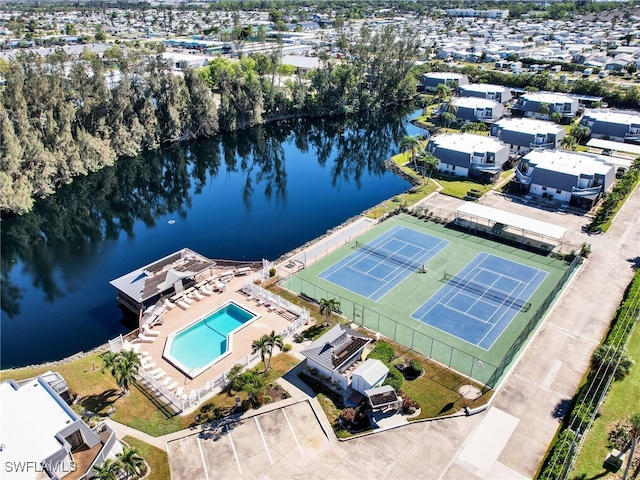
459 83 509 93
0 377 76 479
494 117 565 135
522 92 577 104
430 133 507 154
524 149 615 176
452 97 502 109
582 109 640 125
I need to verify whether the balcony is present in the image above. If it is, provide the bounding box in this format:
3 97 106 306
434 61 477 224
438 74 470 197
529 141 555 149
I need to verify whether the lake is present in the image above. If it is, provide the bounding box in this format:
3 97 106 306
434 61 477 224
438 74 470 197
0 107 425 368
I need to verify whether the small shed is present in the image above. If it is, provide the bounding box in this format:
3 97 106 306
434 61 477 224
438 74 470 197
351 359 389 395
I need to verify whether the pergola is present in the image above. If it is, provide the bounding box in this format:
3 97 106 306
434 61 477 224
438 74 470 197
455 202 567 250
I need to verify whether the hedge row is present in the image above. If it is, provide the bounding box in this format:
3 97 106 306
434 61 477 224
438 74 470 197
538 269 640 479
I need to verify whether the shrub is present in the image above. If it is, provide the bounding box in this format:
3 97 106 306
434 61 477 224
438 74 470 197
269 267 277 277
409 360 424 375
368 341 395 363
339 408 356 424
282 343 292 352
402 395 419 415
384 366 403 391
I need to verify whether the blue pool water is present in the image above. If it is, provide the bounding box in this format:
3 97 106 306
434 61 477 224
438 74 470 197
166 303 256 376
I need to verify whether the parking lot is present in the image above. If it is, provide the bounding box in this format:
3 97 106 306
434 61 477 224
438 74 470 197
168 400 343 480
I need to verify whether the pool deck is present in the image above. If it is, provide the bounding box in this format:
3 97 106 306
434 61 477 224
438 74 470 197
134 274 295 394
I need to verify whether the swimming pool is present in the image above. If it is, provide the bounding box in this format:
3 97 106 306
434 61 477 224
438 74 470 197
163 302 258 378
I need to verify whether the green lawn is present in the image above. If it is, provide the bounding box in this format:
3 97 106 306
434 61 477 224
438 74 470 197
123 435 171 480
365 183 438 219
432 173 494 198
0 351 300 437
571 323 640 478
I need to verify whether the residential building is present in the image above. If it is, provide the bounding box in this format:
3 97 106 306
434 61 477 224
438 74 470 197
445 8 509 19
510 92 580 122
580 109 640 143
300 324 372 391
447 97 505 124
419 72 469 92
426 133 510 182
458 83 512 103
281 55 320 75
1 372 121 480
490 117 566 153
514 149 615 209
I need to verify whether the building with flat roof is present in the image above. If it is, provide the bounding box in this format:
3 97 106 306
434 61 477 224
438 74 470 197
426 133 510 182
447 97 504 124
491 117 566 153
515 149 615 209
0 373 121 480
419 72 469 92
458 83 512 103
511 92 580 122
580 109 640 143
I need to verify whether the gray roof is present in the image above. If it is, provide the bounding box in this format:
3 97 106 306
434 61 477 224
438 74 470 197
351 358 389 385
301 324 371 372
109 248 215 303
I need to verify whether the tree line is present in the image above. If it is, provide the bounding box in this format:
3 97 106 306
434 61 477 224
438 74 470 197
0 24 419 216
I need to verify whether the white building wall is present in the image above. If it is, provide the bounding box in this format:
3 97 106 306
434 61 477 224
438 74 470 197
439 163 469 177
529 184 572 202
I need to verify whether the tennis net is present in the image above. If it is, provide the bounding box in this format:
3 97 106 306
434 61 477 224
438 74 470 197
443 272 531 312
354 241 425 271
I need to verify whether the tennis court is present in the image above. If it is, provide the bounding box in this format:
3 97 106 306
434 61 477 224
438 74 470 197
318 225 450 301
411 252 548 350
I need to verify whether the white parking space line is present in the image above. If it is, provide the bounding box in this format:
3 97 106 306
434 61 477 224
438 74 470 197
196 437 211 480
255 417 274 464
226 425 243 474
283 409 303 453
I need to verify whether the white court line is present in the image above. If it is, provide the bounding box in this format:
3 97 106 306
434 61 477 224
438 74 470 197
196 437 211 480
283 409 303 453
254 417 274 464
226 425 243 474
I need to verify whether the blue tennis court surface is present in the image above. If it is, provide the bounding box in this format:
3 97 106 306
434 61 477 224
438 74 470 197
411 252 548 350
318 225 450 301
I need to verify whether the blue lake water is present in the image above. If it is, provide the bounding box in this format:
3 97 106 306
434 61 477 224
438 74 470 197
0 107 423 368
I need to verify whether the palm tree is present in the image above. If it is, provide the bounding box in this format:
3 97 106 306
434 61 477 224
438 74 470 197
117 445 144 479
443 97 458 115
92 458 123 480
442 111 457 129
319 297 340 326
101 351 119 376
537 102 550 118
417 150 439 184
570 124 591 143
550 111 563 124
591 344 634 381
434 83 450 102
112 350 140 394
252 335 271 371
265 330 284 370
561 135 577 151
622 413 640 480
400 134 421 171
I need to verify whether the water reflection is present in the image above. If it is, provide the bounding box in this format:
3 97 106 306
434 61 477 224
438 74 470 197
1 105 417 329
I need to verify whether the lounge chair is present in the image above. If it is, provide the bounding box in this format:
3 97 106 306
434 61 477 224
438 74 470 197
200 285 213 296
149 367 163 376
142 362 156 370
177 300 191 310
167 381 179 391
136 333 156 343
176 386 184 397
142 325 160 337
163 298 176 310
162 376 173 386
192 290 205 301
153 370 166 380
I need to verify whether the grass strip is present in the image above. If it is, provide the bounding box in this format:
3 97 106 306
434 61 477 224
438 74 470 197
122 435 171 480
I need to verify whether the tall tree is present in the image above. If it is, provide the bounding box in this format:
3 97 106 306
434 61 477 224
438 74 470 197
622 413 640 480
319 297 340 326
400 134 421 172
92 458 122 480
116 445 144 479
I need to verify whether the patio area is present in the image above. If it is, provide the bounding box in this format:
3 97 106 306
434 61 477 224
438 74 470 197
122 272 306 407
